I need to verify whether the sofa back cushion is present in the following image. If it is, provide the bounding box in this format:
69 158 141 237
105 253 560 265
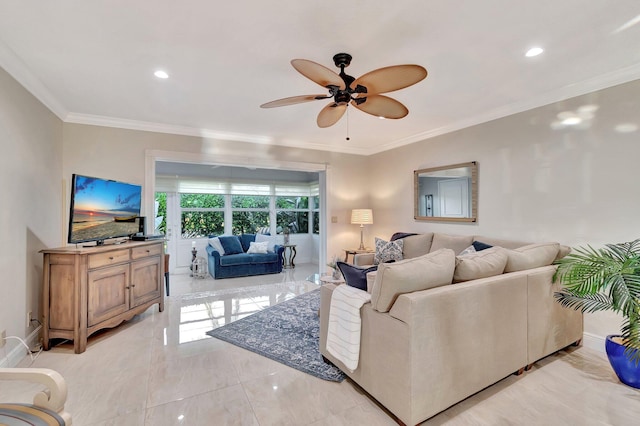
504 242 560 272
219 235 244 255
371 248 456 312
430 233 474 255
472 236 530 250
239 234 256 252
454 246 509 283
401 233 434 259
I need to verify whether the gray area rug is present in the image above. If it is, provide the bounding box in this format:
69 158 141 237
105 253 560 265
206 288 346 382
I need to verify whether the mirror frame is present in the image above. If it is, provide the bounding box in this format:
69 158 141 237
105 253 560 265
414 161 478 223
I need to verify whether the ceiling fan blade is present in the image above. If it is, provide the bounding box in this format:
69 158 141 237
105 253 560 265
260 94 329 108
291 59 346 90
352 95 409 119
317 103 347 128
353 65 427 95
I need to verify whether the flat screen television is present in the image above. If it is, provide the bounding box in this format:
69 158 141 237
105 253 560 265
68 174 142 245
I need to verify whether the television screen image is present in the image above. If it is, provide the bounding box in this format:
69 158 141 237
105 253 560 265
68 174 142 245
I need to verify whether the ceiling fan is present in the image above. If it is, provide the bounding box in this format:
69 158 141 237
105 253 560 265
260 53 427 128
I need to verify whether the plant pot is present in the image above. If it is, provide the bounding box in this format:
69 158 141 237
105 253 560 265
605 334 640 389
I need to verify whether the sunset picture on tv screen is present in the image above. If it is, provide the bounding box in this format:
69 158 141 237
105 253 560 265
69 175 142 243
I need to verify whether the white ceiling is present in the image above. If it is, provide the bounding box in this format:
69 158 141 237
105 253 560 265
1 1 639 156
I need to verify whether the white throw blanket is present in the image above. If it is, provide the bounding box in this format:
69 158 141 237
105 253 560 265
326 284 372 372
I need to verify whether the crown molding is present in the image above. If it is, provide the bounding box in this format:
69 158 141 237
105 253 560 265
65 112 371 156
0 40 68 120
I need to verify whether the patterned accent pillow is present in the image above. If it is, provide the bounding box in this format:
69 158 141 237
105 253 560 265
459 245 477 256
374 237 404 265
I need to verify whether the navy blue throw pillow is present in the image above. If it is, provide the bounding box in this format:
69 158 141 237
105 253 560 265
336 261 378 291
390 232 418 241
472 241 493 251
219 236 244 254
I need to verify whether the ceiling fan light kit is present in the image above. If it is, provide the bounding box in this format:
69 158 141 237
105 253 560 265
261 53 427 128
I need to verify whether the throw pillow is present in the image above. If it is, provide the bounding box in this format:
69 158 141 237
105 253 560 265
247 241 269 254
430 233 475 255
453 246 508 283
255 233 276 253
371 248 456 312
472 240 493 251
390 232 418 241
504 242 560 272
208 236 225 255
374 237 404 264
401 233 434 258
459 245 477 256
336 261 378 291
218 235 244 255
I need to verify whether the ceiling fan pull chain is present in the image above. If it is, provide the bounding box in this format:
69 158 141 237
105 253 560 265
346 108 350 141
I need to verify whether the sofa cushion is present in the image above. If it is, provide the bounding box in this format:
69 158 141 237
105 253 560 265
219 235 244 255
371 248 456 312
401 233 434 259
219 252 280 266
504 242 560 272
454 246 509 283
239 234 256 252
247 241 269 254
337 262 377 291
473 236 530 250
208 236 225 255
430 233 474 255
556 245 571 260
390 232 418 241
255 233 276 253
374 237 404 264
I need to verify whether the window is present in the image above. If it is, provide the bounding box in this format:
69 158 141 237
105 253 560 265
180 193 225 238
155 192 167 234
231 195 270 235
276 196 309 234
156 175 320 237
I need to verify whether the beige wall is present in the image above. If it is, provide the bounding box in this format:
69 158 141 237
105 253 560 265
0 67 62 365
62 124 371 263
368 79 640 348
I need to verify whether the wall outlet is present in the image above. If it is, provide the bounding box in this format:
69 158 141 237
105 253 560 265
27 311 33 328
0 329 5 348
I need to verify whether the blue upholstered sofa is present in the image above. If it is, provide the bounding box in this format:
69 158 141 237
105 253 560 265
206 233 284 279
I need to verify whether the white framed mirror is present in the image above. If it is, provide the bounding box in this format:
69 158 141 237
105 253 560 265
414 161 478 222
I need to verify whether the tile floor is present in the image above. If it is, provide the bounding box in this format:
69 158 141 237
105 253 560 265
2 264 640 425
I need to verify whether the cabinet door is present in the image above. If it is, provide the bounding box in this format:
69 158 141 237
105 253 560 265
87 264 130 327
130 256 161 308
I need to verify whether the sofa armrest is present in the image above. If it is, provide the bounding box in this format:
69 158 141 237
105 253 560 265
274 244 285 257
206 244 221 261
354 253 374 266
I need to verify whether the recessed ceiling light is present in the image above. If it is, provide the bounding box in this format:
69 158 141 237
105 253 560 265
525 47 544 57
378 116 386 120
562 117 582 125
154 70 169 79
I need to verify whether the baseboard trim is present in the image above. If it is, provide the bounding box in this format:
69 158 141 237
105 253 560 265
0 326 42 368
582 332 605 355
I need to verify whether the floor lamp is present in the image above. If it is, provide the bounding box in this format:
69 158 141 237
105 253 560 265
351 209 373 250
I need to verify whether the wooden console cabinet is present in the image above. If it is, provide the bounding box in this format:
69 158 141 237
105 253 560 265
40 240 164 353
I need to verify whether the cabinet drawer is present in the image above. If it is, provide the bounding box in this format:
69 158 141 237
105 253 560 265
88 249 130 269
132 244 162 259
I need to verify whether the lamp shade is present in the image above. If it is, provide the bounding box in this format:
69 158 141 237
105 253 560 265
351 209 373 225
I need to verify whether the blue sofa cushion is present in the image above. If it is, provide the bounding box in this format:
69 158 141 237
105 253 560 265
219 236 244 255
239 234 256 252
219 252 280 266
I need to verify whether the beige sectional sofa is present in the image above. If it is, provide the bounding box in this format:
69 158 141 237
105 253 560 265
319 232 583 426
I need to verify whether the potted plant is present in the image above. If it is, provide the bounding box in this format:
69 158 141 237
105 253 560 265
553 239 640 388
